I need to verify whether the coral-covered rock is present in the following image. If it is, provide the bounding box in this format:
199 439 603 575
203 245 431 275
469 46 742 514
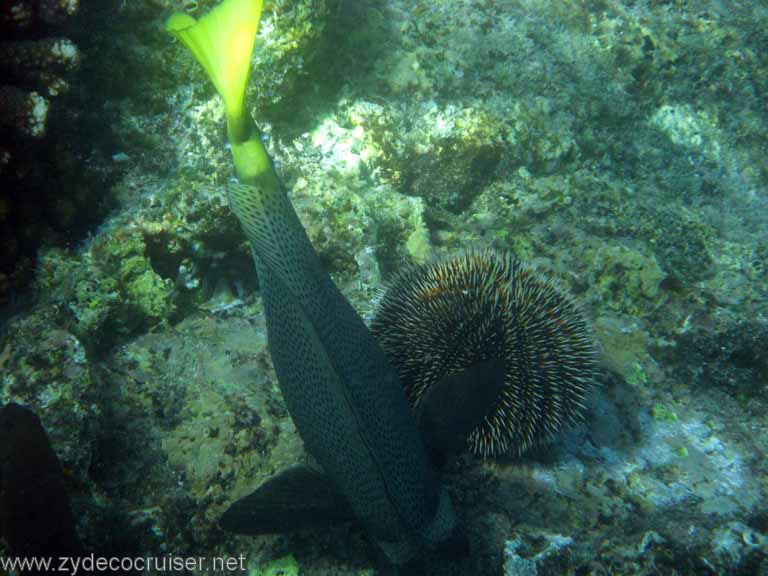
0 0 89 307
0 308 97 478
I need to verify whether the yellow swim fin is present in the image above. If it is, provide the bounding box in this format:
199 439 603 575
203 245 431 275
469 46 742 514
167 0 277 189
166 0 263 141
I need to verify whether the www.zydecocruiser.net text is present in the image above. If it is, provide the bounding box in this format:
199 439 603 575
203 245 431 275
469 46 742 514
0 553 248 574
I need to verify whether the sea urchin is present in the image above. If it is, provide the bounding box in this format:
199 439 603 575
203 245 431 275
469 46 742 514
371 251 595 458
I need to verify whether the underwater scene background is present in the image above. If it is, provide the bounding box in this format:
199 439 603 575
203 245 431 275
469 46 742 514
1 0 767 574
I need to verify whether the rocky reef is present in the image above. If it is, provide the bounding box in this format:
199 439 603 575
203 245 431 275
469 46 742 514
0 0 122 309
1 0 767 574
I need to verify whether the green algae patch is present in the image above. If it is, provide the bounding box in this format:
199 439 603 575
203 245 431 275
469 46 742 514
594 315 656 388
405 219 431 263
587 244 666 315
385 50 433 95
125 269 175 319
652 403 678 423
249 555 299 576
624 361 649 387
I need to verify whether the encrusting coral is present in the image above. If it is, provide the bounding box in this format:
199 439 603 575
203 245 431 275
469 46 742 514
0 1 79 138
0 0 94 307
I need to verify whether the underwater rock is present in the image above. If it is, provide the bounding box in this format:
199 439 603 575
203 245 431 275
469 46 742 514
281 109 435 278
0 0 112 309
503 532 573 576
0 38 79 100
101 312 304 543
0 85 50 139
0 310 96 477
629 205 713 287
30 182 263 352
675 320 768 402
249 0 331 118
711 522 768 570
586 243 667 314
364 103 507 223
0 1 80 139
248 554 300 576
0 0 78 33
